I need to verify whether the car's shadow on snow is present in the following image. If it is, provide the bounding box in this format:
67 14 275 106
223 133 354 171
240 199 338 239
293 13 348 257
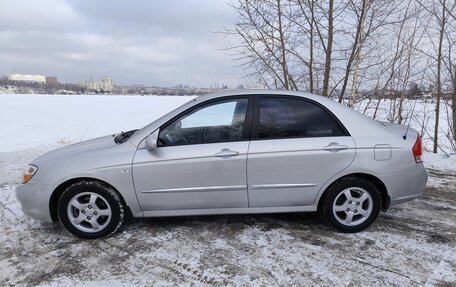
115 212 358 250
127 211 326 233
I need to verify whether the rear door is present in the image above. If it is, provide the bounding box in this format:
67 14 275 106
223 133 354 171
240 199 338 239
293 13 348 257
247 96 356 207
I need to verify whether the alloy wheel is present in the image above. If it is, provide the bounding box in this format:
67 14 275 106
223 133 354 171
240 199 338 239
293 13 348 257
66 192 112 233
332 187 373 227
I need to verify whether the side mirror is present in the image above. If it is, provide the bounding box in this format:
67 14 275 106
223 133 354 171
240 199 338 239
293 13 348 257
145 130 159 150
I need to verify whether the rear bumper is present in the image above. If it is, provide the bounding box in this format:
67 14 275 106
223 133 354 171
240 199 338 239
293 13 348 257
382 164 428 206
15 183 55 222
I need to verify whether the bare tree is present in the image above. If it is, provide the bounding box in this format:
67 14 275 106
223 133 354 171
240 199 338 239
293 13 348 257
289 0 317 93
225 0 297 90
419 0 453 153
434 0 446 153
335 0 402 103
225 0 342 93
441 2 456 150
395 5 426 125
337 0 369 103
224 0 454 154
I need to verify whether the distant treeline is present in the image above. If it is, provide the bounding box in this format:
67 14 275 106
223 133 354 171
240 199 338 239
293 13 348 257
0 77 222 96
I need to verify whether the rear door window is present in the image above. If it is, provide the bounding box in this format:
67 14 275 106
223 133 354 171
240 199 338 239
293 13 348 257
257 97 347 139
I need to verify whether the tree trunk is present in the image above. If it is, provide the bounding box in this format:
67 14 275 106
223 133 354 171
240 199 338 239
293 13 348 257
308 0 315 93
338 0 367 103
398 92 405 125
434 0 446 154
276 0 289 90
363 97 372 115
322 0 333 97
453 89 456 145
373 97 382 120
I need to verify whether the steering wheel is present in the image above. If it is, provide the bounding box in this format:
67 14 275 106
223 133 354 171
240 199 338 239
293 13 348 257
173 131 190 144
161 129 190 145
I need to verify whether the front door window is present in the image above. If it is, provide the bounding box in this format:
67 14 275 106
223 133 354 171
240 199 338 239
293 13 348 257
159 98 249 146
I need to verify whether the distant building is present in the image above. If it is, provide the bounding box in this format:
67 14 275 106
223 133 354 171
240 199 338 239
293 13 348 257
45 76 58 85
78 77 113 92
7 73 46 84
100 77 113 91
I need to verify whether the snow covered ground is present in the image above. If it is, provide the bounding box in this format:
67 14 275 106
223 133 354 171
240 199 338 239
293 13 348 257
0 94 455 286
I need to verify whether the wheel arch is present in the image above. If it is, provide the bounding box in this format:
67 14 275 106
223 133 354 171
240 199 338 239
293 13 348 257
318 173 390 213
49 177 130 222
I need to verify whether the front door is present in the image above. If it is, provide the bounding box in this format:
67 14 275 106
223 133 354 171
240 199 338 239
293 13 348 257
133 97 253 211
247 96 356 207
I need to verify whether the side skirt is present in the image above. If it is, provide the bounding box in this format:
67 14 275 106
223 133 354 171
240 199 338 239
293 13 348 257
141 205 318 218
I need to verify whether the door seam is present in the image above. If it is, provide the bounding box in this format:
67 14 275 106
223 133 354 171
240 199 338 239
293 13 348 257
246 140 252 207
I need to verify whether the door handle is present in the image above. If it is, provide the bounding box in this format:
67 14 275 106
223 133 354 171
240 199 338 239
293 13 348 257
215 149 239 158
323 142 348 152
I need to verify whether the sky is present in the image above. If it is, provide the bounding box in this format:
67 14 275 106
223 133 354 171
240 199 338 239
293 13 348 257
0 0 243 87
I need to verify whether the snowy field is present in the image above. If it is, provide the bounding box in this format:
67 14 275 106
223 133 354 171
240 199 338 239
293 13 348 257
0 94 455 286
0 94 195 152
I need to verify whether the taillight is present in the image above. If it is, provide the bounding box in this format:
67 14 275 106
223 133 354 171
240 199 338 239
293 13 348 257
412 133 422 163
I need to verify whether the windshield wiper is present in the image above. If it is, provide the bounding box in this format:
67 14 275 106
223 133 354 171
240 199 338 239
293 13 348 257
114 129 139 144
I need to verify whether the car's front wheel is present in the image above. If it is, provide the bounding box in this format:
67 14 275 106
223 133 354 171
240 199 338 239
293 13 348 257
321 177 381 233
58 180 125 239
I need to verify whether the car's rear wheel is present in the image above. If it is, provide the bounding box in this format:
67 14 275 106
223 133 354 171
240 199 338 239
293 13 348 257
321 177 381 233
58 181 125 239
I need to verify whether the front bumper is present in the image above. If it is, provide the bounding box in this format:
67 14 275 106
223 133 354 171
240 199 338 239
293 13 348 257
15 183 55 222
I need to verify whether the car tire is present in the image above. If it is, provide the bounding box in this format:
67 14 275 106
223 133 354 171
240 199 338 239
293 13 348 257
321 176 381 233
58 180 125 239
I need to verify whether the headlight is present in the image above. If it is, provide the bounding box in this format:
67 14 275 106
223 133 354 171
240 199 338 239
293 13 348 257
21 164 38 183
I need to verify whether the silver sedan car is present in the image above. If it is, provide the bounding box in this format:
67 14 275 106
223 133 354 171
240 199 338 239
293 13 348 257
16 90 427 239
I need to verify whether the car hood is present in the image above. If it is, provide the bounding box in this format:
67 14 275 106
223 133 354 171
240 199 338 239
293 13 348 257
33 134 117 164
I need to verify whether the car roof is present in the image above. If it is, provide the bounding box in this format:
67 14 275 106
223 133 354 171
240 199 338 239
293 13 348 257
195 89 319 100
193 89 346 110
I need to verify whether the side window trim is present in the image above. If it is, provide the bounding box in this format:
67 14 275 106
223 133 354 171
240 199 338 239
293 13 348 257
157 96 254 147
251 95 350 140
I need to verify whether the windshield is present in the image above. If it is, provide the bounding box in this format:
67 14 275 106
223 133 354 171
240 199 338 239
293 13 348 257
114 129 138 144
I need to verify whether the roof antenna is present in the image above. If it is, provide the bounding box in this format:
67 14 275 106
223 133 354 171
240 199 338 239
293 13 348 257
403 98 418 140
